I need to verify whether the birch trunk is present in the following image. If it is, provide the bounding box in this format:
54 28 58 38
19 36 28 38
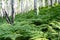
50 0 53 6
1 0 6 17
45 0 48 6
42 0 45 7
55 0 59 4
11 0 14 24
20 0 24 13
34 0 38 15
8 0 11 16
48 0 51 6
57 0 59 4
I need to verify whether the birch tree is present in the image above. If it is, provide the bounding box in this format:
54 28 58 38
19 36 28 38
2 0 5 17
55 0 59 5
57 0 59 4
11 0 14 24
2 0 11 24
8 0 11 16
34 0 39 15
14 0 18 14
50 0 53 6
42 0 45 7
20 0 24 13
45 0 48 6
48 0 51 7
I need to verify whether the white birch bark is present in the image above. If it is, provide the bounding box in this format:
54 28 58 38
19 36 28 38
5 0 8 15
48 0 51 6
23 0 27 12
42 0 45 7
1 0 5 17
34 0 39 15
52 0 55 6
8 0 11 16
57 0 59 4
20 0 24 13
1 0 59 17
14 0 18 14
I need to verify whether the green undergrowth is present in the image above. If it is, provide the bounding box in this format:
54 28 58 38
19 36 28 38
0 5 60 40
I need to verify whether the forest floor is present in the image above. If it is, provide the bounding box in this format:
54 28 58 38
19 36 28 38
0 5 60 40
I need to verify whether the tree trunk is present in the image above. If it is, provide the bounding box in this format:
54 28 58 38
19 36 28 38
48 0 51 7
45 0 48 6
2 0 5 17
2 0 11 24
3 9 11 24
20 0 24 13
57 0 59 4
8 0 11 16
42 0 45 7
50 0 53 6
34 0 39 15
55 0 58 4
11 0 14 24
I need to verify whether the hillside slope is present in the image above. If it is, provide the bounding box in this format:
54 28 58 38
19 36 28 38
0 5 60 40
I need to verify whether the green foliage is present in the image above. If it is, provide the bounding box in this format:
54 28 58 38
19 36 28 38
0 5 60 40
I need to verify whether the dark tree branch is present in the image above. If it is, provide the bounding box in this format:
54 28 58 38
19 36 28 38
11 0 14 24
2 9 11 24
